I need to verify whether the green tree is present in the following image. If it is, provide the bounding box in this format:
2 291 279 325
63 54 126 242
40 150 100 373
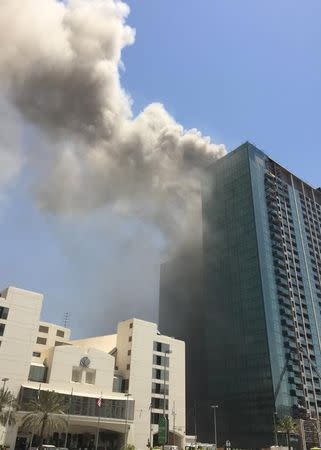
276 416 298 450
0 387 16 426
21 391 67 445
122 445 135 450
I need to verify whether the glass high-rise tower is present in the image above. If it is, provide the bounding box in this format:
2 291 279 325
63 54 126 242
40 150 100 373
159 143 321 449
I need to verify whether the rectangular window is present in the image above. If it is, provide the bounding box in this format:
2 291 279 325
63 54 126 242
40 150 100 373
153 341 170 353
72 367 82 383
39 325 49 333
85 370 96 385
28 365 47 382
126 364 130 370
152 382 168 395
0 307 9 320
152 368 169 381
121 379 129 392
36 337 47 345
129 322 133 329
0 323 5 336
55 341 64 346
56 330 65 338
128 336 132 342
153 355 164 366
151 397 168 410
33 352 41 357
150 413 169 424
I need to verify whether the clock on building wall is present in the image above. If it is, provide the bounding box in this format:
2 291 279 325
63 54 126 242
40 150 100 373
80 356 90 368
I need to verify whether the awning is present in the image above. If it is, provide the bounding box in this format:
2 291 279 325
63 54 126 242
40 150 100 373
20 384 133 401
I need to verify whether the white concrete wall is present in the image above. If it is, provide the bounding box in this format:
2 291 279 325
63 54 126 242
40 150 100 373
33 321 71 364
116 318 186 450
167 336 185 439
0 287 43 448
72 334 117 354
0 287 43 393
46 344 115 394
117 319 154 450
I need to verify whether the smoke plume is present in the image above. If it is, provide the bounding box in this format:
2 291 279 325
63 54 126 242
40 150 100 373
0 0 225 247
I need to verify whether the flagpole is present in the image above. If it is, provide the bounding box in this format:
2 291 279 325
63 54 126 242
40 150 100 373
64 388 73 448
95 392 102 450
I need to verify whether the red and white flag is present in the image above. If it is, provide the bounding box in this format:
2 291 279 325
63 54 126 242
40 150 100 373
97 396 102 407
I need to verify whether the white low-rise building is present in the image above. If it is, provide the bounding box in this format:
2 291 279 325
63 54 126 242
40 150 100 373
0 286 185 450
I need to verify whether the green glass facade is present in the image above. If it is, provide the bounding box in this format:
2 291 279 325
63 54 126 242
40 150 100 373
159 142 321 449
202 144 275 448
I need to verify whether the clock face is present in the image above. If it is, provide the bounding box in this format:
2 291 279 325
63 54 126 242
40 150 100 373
80 356 90 368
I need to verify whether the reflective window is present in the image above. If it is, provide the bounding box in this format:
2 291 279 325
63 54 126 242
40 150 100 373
28 365 47 382
72 367 82 383
85 370 96 385
152 368 169 381
153 341 170 353
20 387 135 420
0 307 9 320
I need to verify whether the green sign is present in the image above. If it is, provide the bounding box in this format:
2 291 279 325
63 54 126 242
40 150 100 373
158 416 168 445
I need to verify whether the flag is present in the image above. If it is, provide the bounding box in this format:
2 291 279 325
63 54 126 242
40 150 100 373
97 396 102 407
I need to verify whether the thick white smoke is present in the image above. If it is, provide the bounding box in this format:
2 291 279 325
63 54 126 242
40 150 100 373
0 0 225 245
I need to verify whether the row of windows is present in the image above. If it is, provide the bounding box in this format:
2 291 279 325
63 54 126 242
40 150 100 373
152 382 168 395
72 367 96 385
152 368 169 381
21 387 135 420
264 175 318 408
36 336 66 346
151 397 168 410
153 341 170 353
38 325 65 337
153 354 169 367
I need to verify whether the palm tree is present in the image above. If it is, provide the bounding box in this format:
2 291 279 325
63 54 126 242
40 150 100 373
21 390 67 445
0 387 16 426
276 416 298 450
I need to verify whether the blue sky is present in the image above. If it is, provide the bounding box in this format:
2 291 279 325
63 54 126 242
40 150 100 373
1 0 321 337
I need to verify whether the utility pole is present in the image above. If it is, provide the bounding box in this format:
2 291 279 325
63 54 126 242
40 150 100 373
64 387 73 447
172 402 176 447
210 405 218 449
1 378 9 390
162 350 171 450
124 393 131 449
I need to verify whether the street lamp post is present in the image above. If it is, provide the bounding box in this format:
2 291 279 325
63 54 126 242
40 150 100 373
210 405 218 449
163 350 171 450
124 393 131 449
273 412 279 447
1 378 9 390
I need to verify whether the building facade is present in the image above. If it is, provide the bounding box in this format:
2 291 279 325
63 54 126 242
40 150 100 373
0 287 185 450
159 143 321 449
73 318 186 450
